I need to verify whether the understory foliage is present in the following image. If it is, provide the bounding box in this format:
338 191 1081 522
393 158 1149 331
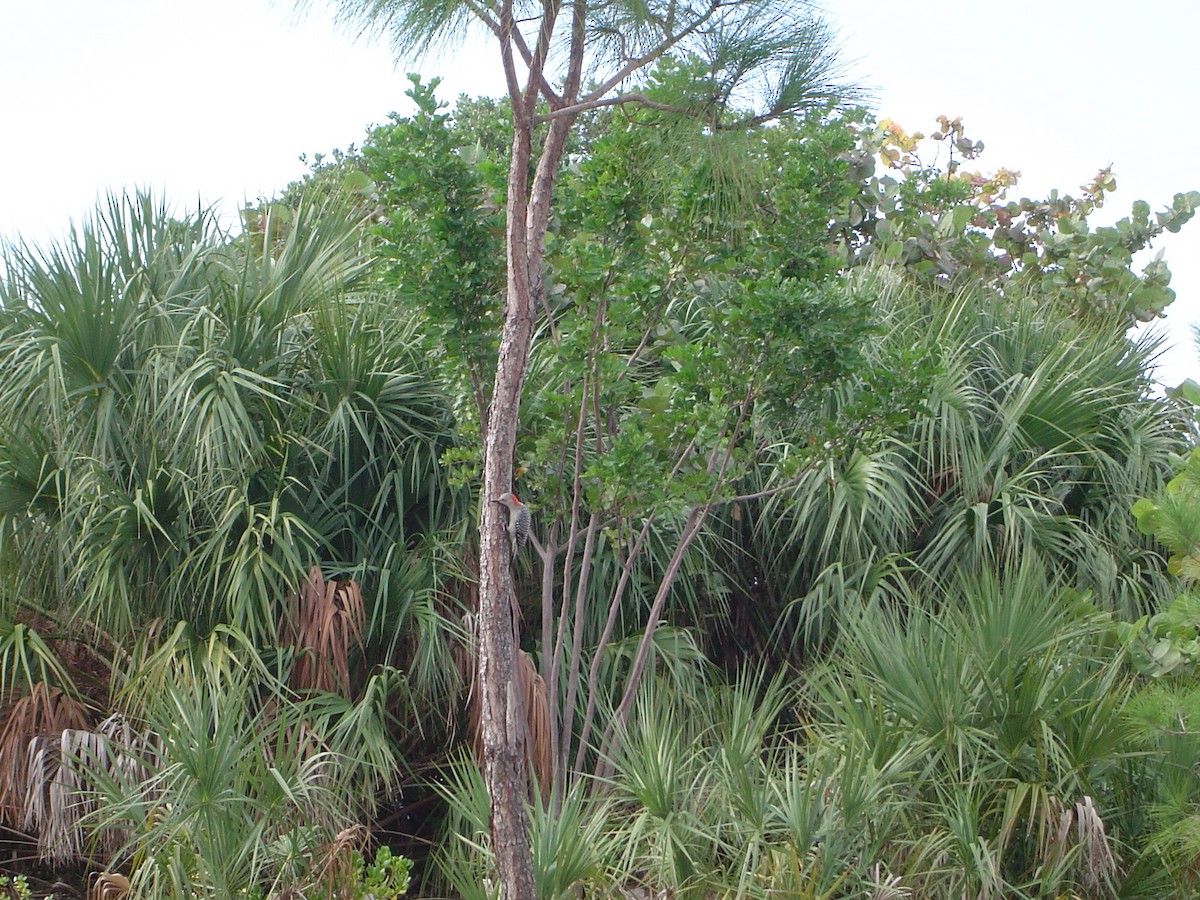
0 68 1198 897
0 195 455 894
434 566 1188 898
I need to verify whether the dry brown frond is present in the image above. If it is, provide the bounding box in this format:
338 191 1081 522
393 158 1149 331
281 566 366 696
1045 794 1119 896
1074 795 1118 894
516 650 551 796
0 683 88 828
462 633 551 797
89 871 130 900
312 822 371 896
24 713 156 865
868 862 911 899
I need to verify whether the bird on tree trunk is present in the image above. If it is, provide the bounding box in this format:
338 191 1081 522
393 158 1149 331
492 492 531 558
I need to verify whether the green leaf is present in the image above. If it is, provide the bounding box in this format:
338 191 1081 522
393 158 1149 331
341 171 373 193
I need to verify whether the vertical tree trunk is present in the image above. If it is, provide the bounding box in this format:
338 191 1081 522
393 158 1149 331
479 94 578 894
476 118 538 900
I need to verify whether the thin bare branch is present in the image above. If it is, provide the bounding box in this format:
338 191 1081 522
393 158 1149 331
549 371 592 807
582 0 723 103
498 0 526 115
536 92 696 123
557 512 601 783
550 376 591 690
726 468 818 505
523 0 564 109
571 430 698 774
463 0 504 38
572 512 655 774
538 519 559 791
561 0 588 103
593 504 710 777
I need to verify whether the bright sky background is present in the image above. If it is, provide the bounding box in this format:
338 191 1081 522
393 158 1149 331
2 0 1197 384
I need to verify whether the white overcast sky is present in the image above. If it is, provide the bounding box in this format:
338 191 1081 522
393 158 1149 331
2 0 1198 384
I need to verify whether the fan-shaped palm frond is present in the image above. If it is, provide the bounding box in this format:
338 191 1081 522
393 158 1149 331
724 269 1190 659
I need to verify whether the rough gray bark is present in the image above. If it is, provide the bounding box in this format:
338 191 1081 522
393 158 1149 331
477 65 576 896
476 112 537 899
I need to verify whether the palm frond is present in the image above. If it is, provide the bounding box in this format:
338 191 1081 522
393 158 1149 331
0 683 89 837
280 565 366 696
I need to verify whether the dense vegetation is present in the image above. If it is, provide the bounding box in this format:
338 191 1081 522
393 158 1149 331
2 59 1200 899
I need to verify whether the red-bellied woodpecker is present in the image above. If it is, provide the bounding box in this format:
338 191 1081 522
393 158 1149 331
492 492 531 557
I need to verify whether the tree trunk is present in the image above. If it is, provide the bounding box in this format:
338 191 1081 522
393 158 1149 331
477 1 585 884
476 119 538 900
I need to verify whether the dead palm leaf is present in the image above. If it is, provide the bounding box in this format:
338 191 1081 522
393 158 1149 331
0 683 88 829
22 712 157 865
1047 795 1119 895
280 565 366 696
517 650 552 797
461 618 551 796
89 872 130 900
312 822 370 896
